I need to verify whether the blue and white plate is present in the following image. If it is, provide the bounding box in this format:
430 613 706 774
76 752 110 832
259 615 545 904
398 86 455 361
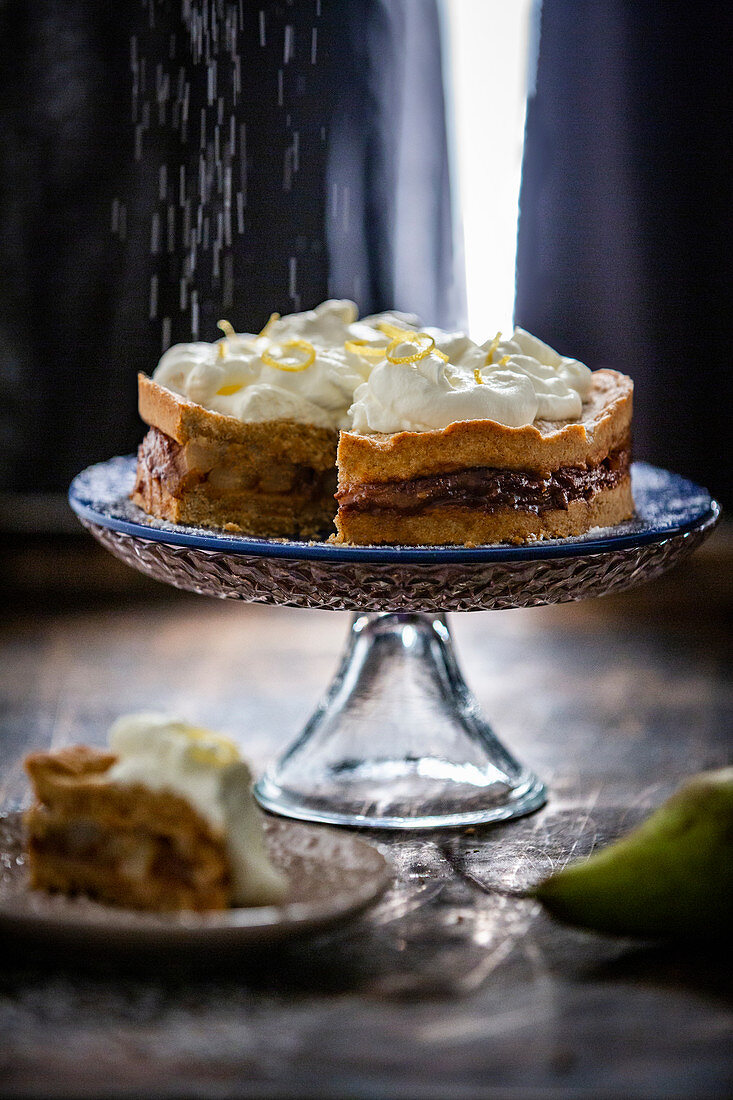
68 458 719 611
69 456 717 565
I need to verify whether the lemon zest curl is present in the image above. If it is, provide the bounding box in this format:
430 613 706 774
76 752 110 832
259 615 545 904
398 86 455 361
385 332 435 365
183 727 240 768
261 338 316 373
484 331 502 366
344 339 387 360
376 320 417 341
258 312 281 338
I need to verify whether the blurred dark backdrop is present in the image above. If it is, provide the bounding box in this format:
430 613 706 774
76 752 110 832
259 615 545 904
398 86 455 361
516 0 732 508
0 0 457 499
0 0 730 511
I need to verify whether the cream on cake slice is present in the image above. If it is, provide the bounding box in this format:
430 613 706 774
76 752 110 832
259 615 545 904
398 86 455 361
24 714 287 911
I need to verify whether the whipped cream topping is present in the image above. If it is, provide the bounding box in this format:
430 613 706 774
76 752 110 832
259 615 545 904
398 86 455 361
107 713 287 907
348 327 593 433
349 351 538 433
152 299 592 434
152 300 413 431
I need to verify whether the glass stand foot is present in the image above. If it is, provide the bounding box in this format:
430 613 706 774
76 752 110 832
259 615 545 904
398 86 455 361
254 612 546 830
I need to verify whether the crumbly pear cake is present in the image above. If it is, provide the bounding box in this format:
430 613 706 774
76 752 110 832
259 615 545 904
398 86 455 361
334 368 632 546
332 325 633 545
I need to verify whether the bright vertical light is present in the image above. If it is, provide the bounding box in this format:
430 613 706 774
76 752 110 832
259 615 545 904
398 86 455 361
445 0 533 340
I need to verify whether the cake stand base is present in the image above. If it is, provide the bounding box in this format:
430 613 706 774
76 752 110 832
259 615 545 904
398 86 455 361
253 612 546 829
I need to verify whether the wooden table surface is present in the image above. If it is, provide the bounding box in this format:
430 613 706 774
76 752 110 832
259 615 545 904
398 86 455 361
1 530 731 1099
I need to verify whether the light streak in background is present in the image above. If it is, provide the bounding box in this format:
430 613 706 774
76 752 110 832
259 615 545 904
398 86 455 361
445 0 534 339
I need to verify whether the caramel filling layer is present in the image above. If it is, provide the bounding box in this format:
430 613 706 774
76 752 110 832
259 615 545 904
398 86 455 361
337 446 630 516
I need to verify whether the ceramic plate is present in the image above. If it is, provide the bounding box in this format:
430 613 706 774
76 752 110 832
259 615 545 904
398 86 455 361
0 812 391 952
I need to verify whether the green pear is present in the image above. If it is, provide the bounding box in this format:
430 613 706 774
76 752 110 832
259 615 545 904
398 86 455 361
532 768 733 939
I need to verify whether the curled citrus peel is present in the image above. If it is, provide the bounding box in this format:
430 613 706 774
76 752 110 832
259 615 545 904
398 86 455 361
344 338 387 360
376 320 417 341
261 338 316 372
258 312 280 338
474 354 510 386
217 319 255 362
434 349 449 362
385 332 435 364
484 331 502 365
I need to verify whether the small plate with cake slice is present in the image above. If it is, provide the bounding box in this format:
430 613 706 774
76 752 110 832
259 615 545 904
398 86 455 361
0 716 392 952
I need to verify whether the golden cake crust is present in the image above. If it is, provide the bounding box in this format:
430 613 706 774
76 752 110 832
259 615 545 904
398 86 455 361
138 373 337 465
336 369 632 482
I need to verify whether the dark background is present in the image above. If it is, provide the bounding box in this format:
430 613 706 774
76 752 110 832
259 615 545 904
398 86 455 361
516 0 732 511
0 0 455 497
0 0 730 509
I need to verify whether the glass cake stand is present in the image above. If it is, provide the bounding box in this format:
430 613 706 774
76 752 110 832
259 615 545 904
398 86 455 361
69 460 719 830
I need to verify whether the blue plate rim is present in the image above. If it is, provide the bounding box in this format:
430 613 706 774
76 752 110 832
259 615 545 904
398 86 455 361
68 458 719 565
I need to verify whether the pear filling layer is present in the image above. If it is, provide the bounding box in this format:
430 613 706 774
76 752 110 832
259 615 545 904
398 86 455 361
137 426 336 500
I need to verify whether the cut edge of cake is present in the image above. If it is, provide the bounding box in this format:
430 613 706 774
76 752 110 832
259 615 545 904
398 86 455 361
133 374 339 537
332 369 633 546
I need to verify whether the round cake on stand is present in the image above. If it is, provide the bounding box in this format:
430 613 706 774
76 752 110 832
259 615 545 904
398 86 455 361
70 459 719 830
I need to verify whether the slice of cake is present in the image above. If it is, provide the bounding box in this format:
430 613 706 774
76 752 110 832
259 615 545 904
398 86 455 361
24 714 288 911
334 327 633 545
132 300 413 538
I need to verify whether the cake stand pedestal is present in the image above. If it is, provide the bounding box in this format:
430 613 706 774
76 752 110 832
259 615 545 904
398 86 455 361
255 611 545 828
69 460 719 830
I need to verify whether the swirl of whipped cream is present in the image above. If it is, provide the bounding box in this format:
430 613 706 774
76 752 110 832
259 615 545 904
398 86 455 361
348 327 593 433
349 346 539 433
152 300 413 430
487 327 592 420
